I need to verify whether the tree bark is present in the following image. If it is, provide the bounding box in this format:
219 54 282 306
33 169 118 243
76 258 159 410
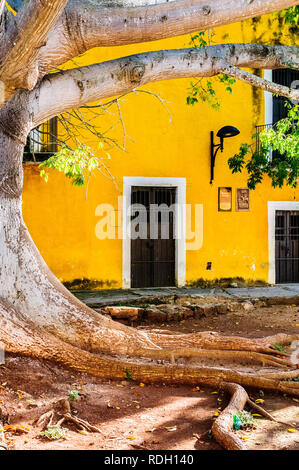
38 0 298 76
32 44 299 128
0 0 297 102
212 383 248 450
0 0 68 95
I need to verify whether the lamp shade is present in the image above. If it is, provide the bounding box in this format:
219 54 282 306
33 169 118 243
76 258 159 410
216 126 240 139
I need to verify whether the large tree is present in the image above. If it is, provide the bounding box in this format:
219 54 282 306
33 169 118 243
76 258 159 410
0 0 298 450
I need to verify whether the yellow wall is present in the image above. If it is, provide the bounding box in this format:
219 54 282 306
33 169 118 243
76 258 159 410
22 16 299 288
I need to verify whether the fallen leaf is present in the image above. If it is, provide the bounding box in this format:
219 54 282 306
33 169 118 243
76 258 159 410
255 399 264 404
288 429 297 433
165 426 177 432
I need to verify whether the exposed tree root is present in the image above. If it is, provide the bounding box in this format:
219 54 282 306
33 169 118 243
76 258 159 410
36 398 102 435
0 286 298 450
138 347 292 368
1 301 298 397
212 382 248 450
212 381 299 450
247 398 299 429
150 331 299 355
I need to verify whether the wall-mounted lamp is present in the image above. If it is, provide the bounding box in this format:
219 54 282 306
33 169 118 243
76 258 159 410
210 126 240 184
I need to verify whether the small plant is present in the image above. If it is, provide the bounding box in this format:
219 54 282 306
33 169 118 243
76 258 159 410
39 424 67 440
68 390 80 401
125 368 136 381
272 343 287 354
234 411 257 430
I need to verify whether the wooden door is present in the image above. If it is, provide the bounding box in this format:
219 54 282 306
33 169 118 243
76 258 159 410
275 210 299 283
131 187 176 288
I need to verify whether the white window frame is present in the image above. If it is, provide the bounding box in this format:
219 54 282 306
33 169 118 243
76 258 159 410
122 176 186 289
264 70 273 126
268 201 299 284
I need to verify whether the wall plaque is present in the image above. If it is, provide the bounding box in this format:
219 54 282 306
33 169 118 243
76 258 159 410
236 188 250 211
218 187 232 212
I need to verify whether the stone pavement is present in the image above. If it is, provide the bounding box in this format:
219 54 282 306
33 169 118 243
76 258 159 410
73 284 299 308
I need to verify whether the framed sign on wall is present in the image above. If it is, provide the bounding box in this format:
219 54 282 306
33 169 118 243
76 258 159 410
236 188 250 211
218 187 232 212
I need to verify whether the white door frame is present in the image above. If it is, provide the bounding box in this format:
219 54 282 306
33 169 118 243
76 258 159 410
264 70 273 125
122 176 186 289
268 201 299 284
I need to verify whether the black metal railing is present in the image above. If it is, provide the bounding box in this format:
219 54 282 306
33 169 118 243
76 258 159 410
255 123 285 160
23 117 58 162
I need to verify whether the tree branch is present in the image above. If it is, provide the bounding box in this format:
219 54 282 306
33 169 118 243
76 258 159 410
38 0 298 77
0 0 68 92
222 64 299 100
32 44 299 127
0 0 5 16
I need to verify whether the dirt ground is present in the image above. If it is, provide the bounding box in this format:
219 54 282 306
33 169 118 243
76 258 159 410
0 302 298 451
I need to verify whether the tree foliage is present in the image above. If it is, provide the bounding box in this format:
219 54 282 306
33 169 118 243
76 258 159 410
39 143 114 188
186 31 237 109
228 103 298 189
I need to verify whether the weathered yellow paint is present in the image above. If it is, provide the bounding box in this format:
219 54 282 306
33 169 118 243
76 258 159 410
22 16 299 288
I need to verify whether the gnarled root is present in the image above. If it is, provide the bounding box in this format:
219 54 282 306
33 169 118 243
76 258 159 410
247 398 299 429
36 398 101 435
138 347 292 368
212 382 249 450
1 300 298 396
212 381 299 450
1 299 298 451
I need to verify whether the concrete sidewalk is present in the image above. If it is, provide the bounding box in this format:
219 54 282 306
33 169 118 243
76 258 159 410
73 284 299 308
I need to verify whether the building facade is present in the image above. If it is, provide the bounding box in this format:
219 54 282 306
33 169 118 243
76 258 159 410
22 16 299 289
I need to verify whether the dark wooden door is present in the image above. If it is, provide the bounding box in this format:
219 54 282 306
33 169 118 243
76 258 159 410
275 210 299 283
131 187 176 288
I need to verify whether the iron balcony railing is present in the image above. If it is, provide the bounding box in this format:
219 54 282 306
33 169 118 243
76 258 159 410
255 123 285 160
23 117 58 162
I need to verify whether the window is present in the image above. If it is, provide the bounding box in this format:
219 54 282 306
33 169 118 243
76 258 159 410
256 69 299 160
23 117 58 162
